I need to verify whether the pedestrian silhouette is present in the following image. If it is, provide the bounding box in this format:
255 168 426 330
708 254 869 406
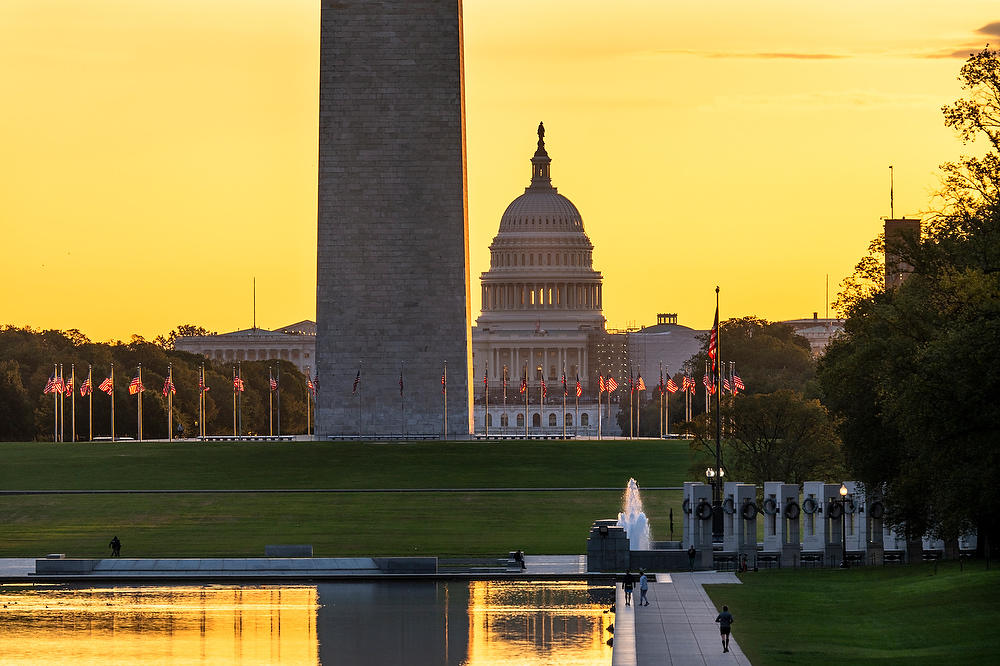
109 535 121 557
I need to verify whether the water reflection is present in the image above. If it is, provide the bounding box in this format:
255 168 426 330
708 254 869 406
0 585 318 665
0 581 612 665
316 580 613 665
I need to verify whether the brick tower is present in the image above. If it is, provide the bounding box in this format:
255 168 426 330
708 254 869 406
316 1 471 437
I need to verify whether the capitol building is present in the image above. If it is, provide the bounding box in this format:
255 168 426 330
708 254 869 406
472 124 605 435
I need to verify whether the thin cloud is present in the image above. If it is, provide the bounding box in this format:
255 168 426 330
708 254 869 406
920 21 998 59
708 52 845 60
976 21 1000 38
638 48 846 60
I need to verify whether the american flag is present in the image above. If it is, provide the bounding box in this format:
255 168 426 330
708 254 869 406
599 375 606 394
128 371 144 395
659 369 664 394
441 369 446 394
80 376 93 396
163 376 176 396
269 376 278 391
703 373 715 395
399 370 404 397
733 372 745 393
637 375 646 391
54 374 65 394
520 372 527 394
307 376 316 397
233 375 245 393
502 366 507 399
562 372 567 397
98 375 114 395
198 373 210 393
708 304 719 372
353 370 361 395
723 377 732 394
43 373 57 394
666 376 678 393
606 376 618 392
541 377 547 399
576 374 583 397
64 376 73 396
483 367 489 388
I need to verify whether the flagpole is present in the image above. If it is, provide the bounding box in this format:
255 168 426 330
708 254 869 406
575 375 579 439
137 363 143 442
659 362 663 439
110 363 115 442
636 372 641 438
70 363 76 442
562 364 566 440
200 363 205 439
665 367 670 438
167 363 173 441
400 362 405 438
442 361 448 441
538 366 543 435
88 365 93 442
523 362 528 439
51 363 57 442
269 366 274 437
598 378 602 441
237 361 243 438
59 363 64 443
502 365 507 437
714 286 722 503
233 365 238 438
275 364 280 436
306 366 312 437
484 361 489 439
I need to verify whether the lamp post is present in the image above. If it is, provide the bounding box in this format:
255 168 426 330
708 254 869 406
706 467 725 541
839 482 849 568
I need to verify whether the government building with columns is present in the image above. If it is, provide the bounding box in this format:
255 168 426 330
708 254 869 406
472 124 605 436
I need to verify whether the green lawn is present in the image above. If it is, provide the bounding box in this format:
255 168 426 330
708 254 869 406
0 440 690 557
704 561 1000 664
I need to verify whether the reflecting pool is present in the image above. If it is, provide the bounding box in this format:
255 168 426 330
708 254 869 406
0 581 613 665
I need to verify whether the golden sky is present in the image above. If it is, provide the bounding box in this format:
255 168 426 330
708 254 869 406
1 0 996 340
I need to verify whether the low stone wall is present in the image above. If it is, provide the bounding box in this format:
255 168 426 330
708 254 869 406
374 557 437 573
35 559 96 574
265 545 313 557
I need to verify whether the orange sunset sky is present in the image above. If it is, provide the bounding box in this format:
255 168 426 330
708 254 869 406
2 1 997 341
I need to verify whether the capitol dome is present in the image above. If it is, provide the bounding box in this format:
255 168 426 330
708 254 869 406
476 123 604 332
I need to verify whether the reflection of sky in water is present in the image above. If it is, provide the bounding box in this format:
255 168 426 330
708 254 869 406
0 581 612 665
0 585 318 665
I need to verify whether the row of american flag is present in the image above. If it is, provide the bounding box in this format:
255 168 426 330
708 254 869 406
43 366 319 398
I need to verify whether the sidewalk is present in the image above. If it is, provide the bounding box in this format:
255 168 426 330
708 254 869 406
614 571 751 665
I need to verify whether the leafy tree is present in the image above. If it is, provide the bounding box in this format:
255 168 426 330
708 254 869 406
684 390 842 487
819 47 1000 553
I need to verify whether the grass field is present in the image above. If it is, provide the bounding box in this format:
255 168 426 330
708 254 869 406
704 561 1000 663
0 440 697 557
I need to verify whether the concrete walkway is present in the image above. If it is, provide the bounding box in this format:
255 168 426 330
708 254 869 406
613 572 750 665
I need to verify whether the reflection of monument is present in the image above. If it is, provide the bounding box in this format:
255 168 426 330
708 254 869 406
315 1 472 437
472 125 604 433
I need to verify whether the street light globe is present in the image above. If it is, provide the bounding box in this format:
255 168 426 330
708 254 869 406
840 483 848 497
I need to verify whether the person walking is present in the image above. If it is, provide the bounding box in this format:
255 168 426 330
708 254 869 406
108 535 121 557
687 545 697 571
638 570 649 606
715 604 734 652
622 569 634 606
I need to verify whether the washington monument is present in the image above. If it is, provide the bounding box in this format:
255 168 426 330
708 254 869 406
315 1 472 437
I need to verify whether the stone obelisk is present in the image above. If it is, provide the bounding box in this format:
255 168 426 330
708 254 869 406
316 1 472 438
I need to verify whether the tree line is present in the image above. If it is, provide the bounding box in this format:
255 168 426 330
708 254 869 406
0 326 312 441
